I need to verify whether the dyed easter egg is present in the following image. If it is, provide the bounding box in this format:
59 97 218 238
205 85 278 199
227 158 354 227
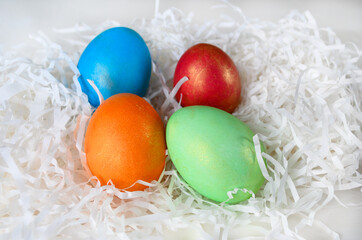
166 106 265 204
173 43 241 113
78 27 152 107
84 93 166 191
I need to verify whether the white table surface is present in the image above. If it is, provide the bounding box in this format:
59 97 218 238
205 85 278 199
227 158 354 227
0 0 361 239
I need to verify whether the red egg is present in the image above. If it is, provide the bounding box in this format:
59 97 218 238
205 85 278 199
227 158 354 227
173 43 241 113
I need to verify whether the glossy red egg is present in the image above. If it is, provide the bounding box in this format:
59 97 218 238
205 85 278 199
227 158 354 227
173 43 241 113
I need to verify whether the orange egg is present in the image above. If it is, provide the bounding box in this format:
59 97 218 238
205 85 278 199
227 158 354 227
84 93 166 191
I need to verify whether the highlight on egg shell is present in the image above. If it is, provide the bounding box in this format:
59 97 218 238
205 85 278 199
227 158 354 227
166 106 266 204
78 27 152 107
173 43 241 113
84 93 166 191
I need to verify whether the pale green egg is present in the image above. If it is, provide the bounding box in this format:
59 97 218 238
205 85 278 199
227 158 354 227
166 106 266 204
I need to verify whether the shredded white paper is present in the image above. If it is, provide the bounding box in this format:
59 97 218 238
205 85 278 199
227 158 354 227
1 3 361 240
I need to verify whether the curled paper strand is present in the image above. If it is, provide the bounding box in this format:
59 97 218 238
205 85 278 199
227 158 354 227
86 79 104 106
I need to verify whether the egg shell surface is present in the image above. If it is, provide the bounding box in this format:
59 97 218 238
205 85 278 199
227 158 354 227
78 27 152 107
166 106 265 204
84 93 166 191
173 43 241 113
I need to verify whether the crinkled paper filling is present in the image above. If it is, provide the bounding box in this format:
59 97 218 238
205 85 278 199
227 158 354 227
0 5 361 239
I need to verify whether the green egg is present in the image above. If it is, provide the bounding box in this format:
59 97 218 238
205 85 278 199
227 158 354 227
166 106 266 204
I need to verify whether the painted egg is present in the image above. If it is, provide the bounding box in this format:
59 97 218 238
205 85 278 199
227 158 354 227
84 93 166 191
173 43 241 113
78 27 152 107
166 106 265 204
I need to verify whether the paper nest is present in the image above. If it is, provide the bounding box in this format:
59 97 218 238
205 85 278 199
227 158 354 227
0 4 361 240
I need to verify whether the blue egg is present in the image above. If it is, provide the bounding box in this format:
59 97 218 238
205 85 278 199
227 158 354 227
77 27 152 107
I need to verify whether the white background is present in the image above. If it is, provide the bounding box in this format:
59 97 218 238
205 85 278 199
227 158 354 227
0 0 361 239
0 0 361 51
